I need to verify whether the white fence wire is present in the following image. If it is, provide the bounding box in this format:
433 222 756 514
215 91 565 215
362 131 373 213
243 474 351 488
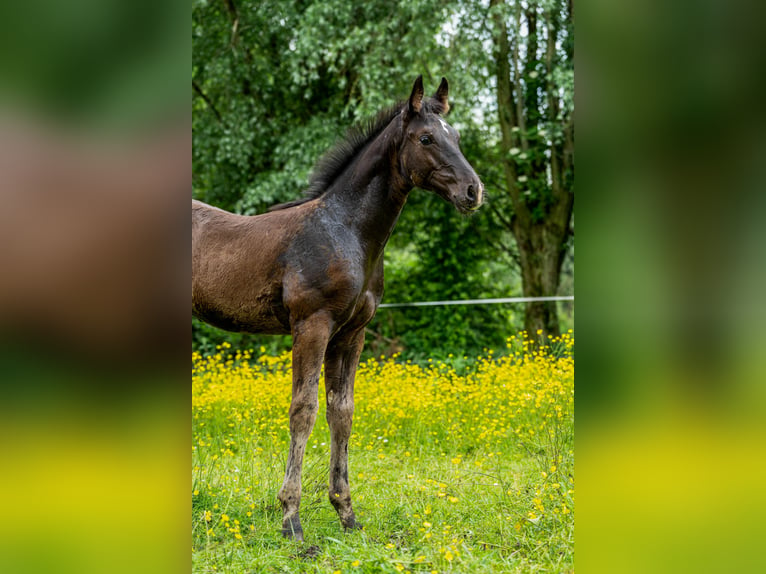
378 296 574 309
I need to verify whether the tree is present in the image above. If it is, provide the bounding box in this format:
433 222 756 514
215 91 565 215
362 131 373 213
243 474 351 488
488 0 574 338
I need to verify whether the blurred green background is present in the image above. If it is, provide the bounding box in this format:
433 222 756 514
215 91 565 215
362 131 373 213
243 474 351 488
0 0 186 128
191 0 575 362
577 0 766 572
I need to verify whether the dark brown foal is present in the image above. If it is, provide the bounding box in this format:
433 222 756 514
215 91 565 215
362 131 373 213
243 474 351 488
192 76 482 540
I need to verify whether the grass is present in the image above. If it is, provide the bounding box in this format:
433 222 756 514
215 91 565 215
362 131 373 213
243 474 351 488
192 332 574 573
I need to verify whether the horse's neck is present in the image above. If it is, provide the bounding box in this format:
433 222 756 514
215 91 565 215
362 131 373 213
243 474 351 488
323 130 410 262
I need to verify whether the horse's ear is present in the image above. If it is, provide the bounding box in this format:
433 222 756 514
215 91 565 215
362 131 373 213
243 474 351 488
434 77 450 114
408 75 424 114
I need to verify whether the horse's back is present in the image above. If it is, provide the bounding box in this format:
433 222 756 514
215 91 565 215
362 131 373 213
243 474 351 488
192 199 242 231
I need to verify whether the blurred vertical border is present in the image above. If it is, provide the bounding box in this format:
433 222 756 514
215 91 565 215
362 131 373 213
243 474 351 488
577 0 766 572
0 0 189 573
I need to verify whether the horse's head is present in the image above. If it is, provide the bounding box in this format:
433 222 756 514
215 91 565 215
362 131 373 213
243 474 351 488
399 76 483 214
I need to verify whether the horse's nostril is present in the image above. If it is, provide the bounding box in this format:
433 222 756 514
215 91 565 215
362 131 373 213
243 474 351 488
466 184 476 201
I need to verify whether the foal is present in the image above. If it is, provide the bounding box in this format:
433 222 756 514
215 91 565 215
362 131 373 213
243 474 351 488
192 76 482 540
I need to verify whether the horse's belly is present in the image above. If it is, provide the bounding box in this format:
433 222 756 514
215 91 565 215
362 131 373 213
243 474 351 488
192 285 291 335
193 303 290 335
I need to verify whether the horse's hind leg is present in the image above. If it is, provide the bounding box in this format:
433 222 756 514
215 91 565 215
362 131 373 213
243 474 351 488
324 327 365 531
278 313 332 541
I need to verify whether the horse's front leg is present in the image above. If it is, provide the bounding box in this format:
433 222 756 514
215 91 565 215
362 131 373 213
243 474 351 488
324 327 365 531
278 312 332 541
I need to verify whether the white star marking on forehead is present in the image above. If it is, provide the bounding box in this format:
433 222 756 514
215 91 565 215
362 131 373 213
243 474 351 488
438 118 450 134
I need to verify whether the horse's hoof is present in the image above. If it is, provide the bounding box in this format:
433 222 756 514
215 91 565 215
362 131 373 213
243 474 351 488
281 526 304 541
343 518 363 532
281 515 304 541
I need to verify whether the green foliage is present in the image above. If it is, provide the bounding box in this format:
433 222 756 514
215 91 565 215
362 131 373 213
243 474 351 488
192 0 451 212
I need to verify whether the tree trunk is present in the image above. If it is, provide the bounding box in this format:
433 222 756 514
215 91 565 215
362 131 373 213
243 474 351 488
491 0 574 341
514 220 570 339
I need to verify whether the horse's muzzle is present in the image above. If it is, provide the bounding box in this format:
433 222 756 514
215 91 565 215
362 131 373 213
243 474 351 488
457 180 484 213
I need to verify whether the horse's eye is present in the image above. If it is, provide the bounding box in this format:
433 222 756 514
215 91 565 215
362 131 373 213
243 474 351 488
419 135 433 145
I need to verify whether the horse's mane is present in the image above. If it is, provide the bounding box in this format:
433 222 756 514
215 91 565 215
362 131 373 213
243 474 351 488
268 102 405 211
268 96 449 212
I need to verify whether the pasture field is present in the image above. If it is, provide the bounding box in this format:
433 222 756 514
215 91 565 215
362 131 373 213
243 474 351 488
192 333 574 573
